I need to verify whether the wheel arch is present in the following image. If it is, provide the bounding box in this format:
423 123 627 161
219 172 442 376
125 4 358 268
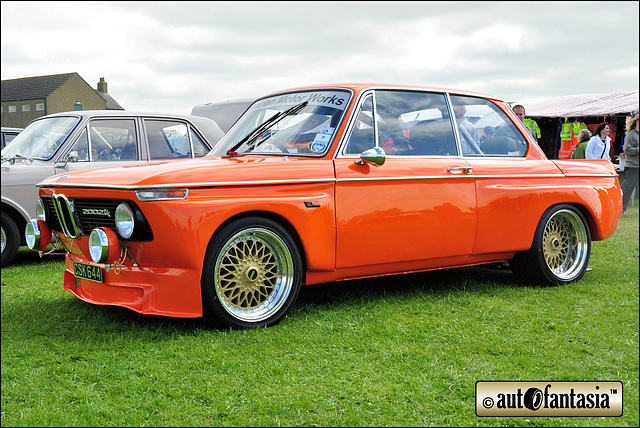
571 202 598 239
535 202 594 242
206 210 308 274
1 201 28 245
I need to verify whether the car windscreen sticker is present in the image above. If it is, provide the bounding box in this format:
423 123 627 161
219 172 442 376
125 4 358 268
310 127 333 153
253 91 349 110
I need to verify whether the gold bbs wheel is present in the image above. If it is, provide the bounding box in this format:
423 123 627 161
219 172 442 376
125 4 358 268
542 209 590 280
510 205 591 285
204 218 302 328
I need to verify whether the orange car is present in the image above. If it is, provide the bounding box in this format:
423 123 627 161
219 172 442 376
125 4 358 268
26 83 623 329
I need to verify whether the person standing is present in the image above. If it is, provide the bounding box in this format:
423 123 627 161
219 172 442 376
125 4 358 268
571 129 592 159
585 122 612 160
512 104 536 141
621 114 639 214
453 104 480 143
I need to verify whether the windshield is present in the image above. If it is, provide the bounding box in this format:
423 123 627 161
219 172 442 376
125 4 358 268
1 116 80 160
210 90 351 156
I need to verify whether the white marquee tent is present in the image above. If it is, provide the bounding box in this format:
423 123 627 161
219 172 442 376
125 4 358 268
527 92 638 118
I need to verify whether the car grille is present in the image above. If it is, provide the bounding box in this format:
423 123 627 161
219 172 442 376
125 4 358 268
41 196 152 241
42 196 119 237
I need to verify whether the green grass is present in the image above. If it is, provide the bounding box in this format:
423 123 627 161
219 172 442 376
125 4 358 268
2 207 638 427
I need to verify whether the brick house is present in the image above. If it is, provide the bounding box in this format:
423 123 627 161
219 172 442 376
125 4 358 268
1 72 124 128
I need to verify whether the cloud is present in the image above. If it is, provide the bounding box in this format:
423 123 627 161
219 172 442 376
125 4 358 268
2 1 638 114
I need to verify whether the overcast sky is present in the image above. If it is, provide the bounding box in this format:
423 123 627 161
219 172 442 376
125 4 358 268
2 1 638 115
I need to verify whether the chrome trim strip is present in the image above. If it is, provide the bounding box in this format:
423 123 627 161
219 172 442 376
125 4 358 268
37 173 617 191
38 178 338 190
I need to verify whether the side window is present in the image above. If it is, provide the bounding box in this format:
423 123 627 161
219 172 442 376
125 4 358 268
189 129 209 157
70 128 90 161
144 120 191 160
450 95 527 157
88 119 138 161
376 90 457 156
4 132 19 145
343 95 375 155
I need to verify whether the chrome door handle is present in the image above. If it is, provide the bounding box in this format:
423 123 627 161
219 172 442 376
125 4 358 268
447 167 473 174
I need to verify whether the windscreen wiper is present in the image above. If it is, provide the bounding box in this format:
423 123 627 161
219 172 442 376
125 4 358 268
226 101 308 155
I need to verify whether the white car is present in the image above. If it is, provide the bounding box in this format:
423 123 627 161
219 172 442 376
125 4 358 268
1 110 224 266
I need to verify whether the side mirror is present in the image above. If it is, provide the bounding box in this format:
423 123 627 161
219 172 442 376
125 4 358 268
355 146 386 166
67 151 79 163
55 152 79 168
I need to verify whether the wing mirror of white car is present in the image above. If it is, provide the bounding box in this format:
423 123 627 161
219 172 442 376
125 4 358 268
55 151 79 168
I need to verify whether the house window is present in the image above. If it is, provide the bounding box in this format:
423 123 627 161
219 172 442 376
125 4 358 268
22 105 30 112
8 105 16 113
36 103 45 111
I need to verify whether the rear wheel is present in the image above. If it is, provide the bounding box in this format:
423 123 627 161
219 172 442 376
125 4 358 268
201 217 302 329
511 204 591 285
1 212 20 267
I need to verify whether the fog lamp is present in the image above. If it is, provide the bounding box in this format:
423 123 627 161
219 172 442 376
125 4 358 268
25 219 52 251
89 227 121 263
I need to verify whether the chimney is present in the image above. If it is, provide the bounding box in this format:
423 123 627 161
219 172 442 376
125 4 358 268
97 77 108 93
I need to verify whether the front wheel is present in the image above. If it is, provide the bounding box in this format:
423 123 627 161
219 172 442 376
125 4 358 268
1 212 20 267
511 204 591 285
201 217 302 329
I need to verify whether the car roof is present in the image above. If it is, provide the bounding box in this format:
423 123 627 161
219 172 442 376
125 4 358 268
260 82 498 101
28 110 225 143
40 109 215 121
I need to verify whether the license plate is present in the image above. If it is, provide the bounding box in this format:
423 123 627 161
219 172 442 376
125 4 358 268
73 261 103 283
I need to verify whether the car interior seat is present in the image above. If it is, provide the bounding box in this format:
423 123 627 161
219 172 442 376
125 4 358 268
409 121 457 156
480 136 518 155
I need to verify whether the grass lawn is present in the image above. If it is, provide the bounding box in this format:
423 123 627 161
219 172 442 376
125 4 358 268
1 206 638 427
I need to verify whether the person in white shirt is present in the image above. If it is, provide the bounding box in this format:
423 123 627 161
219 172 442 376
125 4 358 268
585 122 612 160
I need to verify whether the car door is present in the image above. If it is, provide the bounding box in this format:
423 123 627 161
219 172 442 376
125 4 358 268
448 94 566 255
56 117 142 174
142 119 211 160
333 90 477 269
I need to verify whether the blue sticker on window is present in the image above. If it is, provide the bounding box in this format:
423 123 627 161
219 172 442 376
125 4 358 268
311 140 327 153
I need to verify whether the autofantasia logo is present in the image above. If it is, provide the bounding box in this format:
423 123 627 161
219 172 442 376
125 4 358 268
476 381 623 417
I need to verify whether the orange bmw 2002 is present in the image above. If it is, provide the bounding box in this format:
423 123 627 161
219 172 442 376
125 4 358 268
26 84 622 329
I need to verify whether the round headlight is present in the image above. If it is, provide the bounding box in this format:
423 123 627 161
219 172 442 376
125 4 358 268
36 199 46 221
89 227 120 263
115 202 135 239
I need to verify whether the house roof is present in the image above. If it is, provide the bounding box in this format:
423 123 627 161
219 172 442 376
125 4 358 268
97 91 124 110
1 73 76 102
527 92 639 118
1 73 124 109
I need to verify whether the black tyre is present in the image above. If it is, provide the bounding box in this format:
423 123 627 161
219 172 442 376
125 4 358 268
201 217 302 329
511 204 591 285
1 211 21 267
